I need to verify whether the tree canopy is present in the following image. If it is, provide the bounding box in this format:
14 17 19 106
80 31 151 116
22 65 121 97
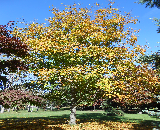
0 89 46 109
12 2 159 125
0 22 30 87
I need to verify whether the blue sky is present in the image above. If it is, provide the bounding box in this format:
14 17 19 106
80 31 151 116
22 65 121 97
0 0 160 87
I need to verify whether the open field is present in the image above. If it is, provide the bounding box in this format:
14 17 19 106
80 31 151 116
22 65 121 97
0 109 160 130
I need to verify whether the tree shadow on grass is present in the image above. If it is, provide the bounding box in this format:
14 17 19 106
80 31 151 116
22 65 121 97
0 113 159 130
0 117 66 130
50 113 160 129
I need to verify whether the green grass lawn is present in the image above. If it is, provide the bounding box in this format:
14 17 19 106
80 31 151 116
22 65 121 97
0 109 160 129
1 109 159 122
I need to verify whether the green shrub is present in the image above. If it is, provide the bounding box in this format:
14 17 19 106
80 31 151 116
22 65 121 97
101 99 124 116
109 108 125 116
101 99 112 112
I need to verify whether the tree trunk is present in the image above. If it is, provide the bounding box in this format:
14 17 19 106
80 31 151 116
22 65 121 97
0 105 4 113
7 108 10 112
69 85 77 125
37 106 39 111
16 106 19 112
31 105 33 112
28 105 31 112
51 104 53 111
69 105 76 125
1 107 4 113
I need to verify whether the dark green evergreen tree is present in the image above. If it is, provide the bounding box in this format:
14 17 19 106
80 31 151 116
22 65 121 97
138 0 160 9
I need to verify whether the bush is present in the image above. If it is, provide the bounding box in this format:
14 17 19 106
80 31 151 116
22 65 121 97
101 99 112 112
105 107 125 116
101 99 124 116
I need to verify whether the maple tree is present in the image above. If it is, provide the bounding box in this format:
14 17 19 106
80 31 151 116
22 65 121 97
0 22 29 87
0 23 47 111
111 64 159 110
12 2 158 125
0 89 46 110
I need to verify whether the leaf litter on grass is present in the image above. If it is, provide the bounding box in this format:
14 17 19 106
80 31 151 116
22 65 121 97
0 111 160 129
0 118 159 130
